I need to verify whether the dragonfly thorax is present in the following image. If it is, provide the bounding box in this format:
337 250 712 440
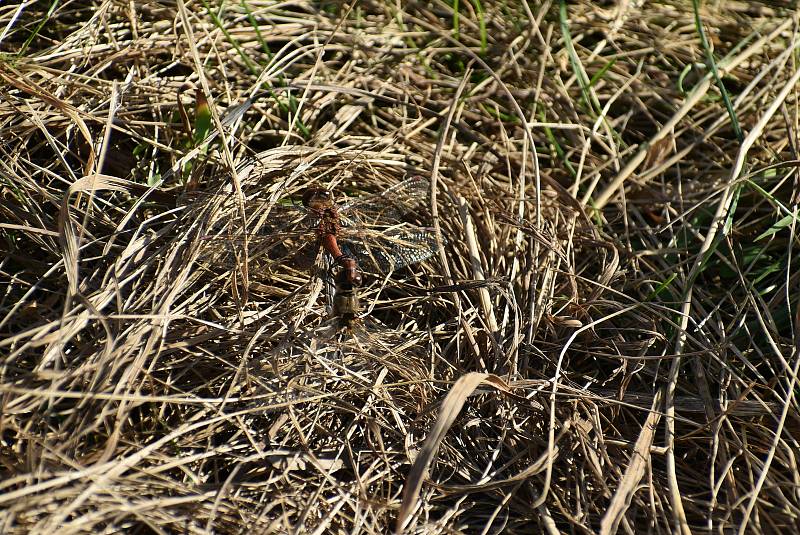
303 187 363 286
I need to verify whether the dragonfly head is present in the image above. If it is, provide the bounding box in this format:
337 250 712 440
302 187 334 210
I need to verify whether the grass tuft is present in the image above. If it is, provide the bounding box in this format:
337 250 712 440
1 2 799 533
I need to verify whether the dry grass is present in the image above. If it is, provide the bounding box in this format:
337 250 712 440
1 1 799 533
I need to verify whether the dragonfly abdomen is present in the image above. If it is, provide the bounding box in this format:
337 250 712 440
332 268 360 327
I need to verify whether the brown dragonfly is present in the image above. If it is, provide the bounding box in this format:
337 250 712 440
330 261 361 328
192 176 442 288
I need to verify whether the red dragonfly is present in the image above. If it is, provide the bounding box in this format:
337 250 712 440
191 176 441 288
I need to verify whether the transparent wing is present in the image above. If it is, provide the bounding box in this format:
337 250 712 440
340 226 441 275
180 190 312 231
199 225 320 272
337 176 430 227
180 189 321 273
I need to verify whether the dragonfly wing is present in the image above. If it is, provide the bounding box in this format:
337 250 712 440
291 239 322 270
181 189 306 219
338 176 430 227
340 227 441 275
186 190 320 273
198 228 316 273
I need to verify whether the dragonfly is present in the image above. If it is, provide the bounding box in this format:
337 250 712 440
191 175 442 289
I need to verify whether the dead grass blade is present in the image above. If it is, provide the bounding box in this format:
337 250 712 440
395 373 516 534
600 388 663 534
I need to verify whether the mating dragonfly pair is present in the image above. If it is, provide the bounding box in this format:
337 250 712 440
197 176 441 327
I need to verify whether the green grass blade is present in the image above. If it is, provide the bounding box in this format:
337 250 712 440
471 0 487 56
241 0 272 60
559 0 598 117
201 0 256 73
588 57 617 89
452 0 460 41
692 0 743 142
18 1 60 57
645 273 677 302
756 212 800 241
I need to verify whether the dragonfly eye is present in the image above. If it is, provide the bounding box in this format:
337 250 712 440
302 188 333 208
